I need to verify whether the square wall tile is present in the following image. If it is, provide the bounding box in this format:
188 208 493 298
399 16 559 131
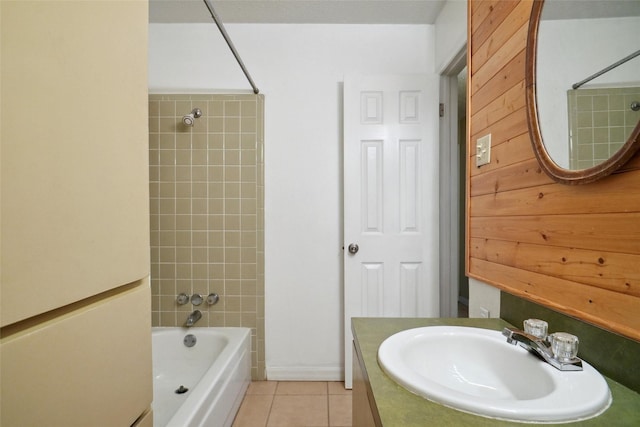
148 94 265 380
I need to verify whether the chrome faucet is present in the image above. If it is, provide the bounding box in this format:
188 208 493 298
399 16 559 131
185 310 202 327
502 319 583 371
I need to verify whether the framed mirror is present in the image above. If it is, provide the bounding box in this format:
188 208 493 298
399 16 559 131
526 0 640 184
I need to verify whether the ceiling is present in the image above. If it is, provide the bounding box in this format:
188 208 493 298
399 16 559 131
149 0 448 24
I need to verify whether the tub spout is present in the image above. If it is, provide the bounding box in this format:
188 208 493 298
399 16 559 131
185 310 202 327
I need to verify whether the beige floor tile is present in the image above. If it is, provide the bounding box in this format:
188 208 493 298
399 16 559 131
266 395 329 427
327 381 351 395
248 380 279 395
232 394 274 427
276 381 328 395
329 395 352 427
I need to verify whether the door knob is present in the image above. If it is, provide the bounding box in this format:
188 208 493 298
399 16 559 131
348 243 359 254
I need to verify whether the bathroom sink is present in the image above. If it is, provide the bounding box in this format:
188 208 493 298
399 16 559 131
378 326 611 423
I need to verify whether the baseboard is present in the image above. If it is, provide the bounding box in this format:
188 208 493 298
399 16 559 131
266 366 343 381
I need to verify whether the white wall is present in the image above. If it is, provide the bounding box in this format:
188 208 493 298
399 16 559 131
468 278 501 318
149 23 435 378
434 0 467 73
435 0 467 318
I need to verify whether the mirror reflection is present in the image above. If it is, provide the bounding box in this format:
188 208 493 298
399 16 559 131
536 0 640 170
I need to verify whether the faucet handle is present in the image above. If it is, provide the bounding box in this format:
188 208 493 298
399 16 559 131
523 318 548 339
191 293 204 306
549 332 579 361
176 293 189 305
206 293 219 305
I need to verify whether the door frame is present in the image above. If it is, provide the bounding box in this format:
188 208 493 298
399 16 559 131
438 45 467 317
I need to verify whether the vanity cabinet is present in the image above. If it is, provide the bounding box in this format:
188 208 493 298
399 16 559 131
353 342 379 426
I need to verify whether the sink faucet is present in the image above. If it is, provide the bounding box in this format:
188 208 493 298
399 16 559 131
185 310 202 327
502 321 583 371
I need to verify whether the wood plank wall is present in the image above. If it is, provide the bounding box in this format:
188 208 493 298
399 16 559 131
467 0 640 342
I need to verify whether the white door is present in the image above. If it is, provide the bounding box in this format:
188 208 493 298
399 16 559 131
343 75 439 388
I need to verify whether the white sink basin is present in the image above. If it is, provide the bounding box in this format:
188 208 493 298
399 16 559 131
378 326 611 423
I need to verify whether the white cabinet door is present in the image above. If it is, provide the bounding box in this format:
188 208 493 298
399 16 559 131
1 1 149 326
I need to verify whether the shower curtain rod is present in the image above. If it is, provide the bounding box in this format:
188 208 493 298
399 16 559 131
202 0 260 94
572 49 640 90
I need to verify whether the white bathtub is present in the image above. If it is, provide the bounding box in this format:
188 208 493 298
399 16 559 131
152 327 251 427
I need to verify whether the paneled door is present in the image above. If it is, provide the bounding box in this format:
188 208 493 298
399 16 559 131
343 75 439 388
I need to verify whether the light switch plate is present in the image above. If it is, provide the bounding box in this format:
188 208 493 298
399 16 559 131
476 134 491 167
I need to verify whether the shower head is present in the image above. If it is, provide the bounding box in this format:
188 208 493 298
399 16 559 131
182 107 202 127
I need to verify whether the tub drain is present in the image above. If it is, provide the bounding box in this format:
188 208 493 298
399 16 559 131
184 334 197 348
175 385 189 394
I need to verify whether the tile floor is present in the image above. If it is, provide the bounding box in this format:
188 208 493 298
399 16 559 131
232 381 352 427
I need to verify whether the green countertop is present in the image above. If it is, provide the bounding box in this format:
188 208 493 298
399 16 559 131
352 317 640 426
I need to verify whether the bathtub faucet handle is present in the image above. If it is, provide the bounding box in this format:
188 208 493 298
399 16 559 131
206 293 219 305
176 293 189 305
191 293 203 306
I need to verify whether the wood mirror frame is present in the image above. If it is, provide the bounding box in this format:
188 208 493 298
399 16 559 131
525 0 640 185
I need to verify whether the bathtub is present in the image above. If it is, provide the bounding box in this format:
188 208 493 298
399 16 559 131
152 327 251 427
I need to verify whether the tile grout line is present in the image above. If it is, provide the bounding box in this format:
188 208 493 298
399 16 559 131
264 380 278 427
326 385 331 427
